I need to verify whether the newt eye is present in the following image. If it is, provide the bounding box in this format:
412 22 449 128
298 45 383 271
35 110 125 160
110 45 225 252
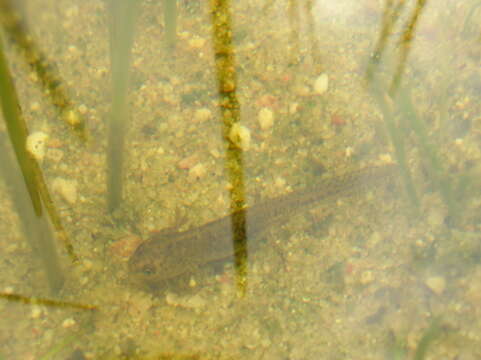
142 265 155 275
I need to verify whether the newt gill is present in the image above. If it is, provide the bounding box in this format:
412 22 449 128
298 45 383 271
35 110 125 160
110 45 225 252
128 164 395 289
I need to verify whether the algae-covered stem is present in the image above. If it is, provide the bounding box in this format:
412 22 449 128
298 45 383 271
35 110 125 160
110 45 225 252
0 39 68 292
211 0 248 294
0 0 86 139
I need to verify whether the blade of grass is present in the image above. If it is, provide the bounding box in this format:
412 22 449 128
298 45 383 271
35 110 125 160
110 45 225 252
414 318 444 360
0 135 64 292
0 37 77 263
398 86 456 221
0 38 70 292
0 36 42 215
106 0 140 212
164 0 177 48
370 84 420 213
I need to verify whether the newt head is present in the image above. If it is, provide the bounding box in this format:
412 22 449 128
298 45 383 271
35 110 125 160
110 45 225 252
127 237 195 290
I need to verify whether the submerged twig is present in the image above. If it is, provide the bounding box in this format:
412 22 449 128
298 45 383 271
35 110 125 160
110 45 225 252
0 293 97 311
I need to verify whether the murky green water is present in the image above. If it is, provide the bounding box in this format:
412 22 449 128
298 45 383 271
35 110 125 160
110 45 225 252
0 0 480 359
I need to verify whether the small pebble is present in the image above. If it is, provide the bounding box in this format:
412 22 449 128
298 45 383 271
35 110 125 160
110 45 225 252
258 107 274 130
110 234 142 259
194 108 212 123
188 36 206 49
165 292 205 310
26 131 49 161
64 108 81 126
62 318 76 328
229 123 251 150
379 153 393 164
274 177 286 188
210 148 220 158
345 146 354 158
331 114 346 126
425 276 446 295
289 103 299 114
46 149 64 163
177 155 198 169
30 102 40 111
314 73 329 95
52 178 78 204
360 270 374 285
189 163 206 180
30 306 42 319
78 104 88 115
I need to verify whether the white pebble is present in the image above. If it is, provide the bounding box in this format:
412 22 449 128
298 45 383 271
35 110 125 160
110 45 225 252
289 102 299 114
188 36 206 49
345 146 354 158
229 123 251 150
30 306 42 319
314 73 329 95
258 107 274 130
52 178 78 204
425 276 446 295
62 318 76 328
274 177 286 188
26 131 48 161
379 153 393 164
78 104 88 115
194 108 212 122
165 292 205 310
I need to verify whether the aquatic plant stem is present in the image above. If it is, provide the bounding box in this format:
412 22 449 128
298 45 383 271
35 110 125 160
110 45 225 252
106 0 140 212
0 0 86 140
210 0 248 296
163 0 177 48
371 85 420 212
398 86 456 220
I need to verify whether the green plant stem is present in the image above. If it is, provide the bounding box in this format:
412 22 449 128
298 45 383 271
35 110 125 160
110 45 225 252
398 86 456 220
0 136 65 293
0 39 68 292
210 0 248 296
371 86 420 212
164 0 177 48
106 0 140 212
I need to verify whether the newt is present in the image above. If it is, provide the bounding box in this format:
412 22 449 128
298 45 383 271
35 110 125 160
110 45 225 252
128 164 395 289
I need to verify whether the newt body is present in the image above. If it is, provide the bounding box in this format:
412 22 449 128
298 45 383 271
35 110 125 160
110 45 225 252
128 164 395 289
